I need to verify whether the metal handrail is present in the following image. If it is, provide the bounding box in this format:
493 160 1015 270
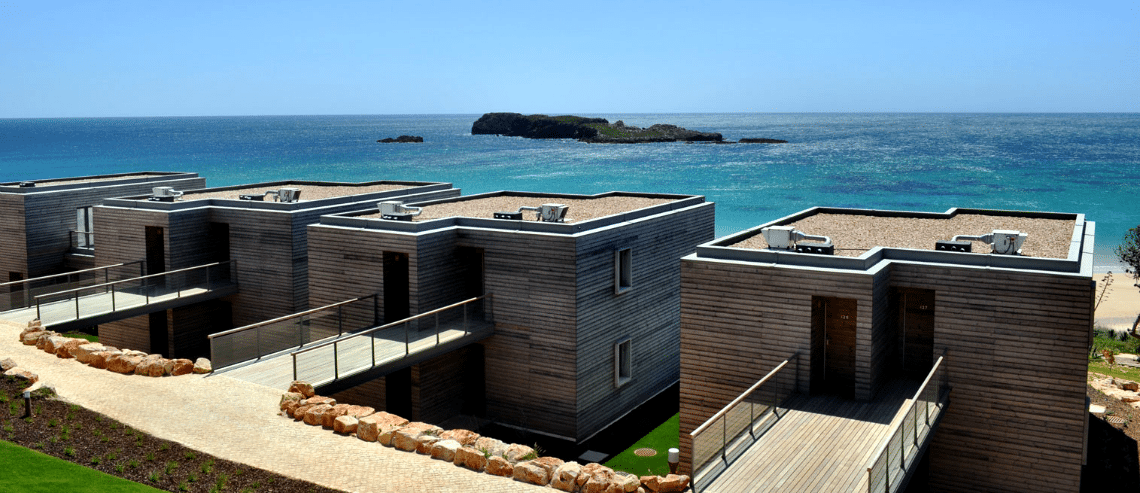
691 357 794 436
866 350 949 493
33 261 231 299
208 295 376 340
291 294 491 356
289 294 492 382
0 261 143 289
689 352 800 489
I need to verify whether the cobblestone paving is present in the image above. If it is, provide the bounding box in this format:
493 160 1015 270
0 320 546 493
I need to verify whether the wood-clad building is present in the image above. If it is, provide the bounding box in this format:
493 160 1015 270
91 180 459 357
678 207 1094 492
308 191 715 441
0 172 205 307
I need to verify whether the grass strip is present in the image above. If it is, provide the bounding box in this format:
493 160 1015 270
0 439 161 493
604 413 679 477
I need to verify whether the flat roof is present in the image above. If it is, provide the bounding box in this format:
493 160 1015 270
359 193 677 223
0 172 196 189
178 182 414 202
729 211 1076 259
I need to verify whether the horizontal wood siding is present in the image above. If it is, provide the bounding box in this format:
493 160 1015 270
93 206 170 270
169 300 231 360
0 194 28 293
413 346 477 424
307 224 418 324
677 259 874 474
205 208 296 327
457 228 579 439
330 378 386 413
890 264 1091 493
99 314 151 353
574 202 715 440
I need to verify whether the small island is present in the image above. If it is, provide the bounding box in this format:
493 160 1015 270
472 113 724 144
377 135 424 143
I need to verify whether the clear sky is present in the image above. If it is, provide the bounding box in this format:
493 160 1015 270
1 0 1136 117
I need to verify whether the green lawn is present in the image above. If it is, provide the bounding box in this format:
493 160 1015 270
604 413 679 477
0 439 161 493
62 331 98 343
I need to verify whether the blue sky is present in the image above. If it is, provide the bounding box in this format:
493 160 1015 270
1 0 1136 117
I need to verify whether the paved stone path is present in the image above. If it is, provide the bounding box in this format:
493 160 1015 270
0 320 545 493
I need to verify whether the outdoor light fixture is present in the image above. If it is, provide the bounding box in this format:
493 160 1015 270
23 390 31 418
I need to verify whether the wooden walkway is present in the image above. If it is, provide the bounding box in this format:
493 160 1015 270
219 319 494 391
0 283 236 329
699 379 922 493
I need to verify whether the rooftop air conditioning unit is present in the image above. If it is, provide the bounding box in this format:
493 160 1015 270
379 201 421 221
760 225 834 255
945 230 1027 255
513 203 569 222
277 187 301 203
148 186 183 202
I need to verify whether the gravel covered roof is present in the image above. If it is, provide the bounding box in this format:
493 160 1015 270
170 183 413 202
729 212 1076 259
360 194 679 223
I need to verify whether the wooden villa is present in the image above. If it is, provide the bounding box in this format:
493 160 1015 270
292 190 716 440
0 172 205 310
678 207 1094 492
85 180 459 358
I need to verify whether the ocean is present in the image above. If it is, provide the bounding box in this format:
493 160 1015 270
1 113 1136 271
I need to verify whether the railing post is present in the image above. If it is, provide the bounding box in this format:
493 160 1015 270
292 354 298 381
371 331 376 368
74 291 80 319
721 417 727 462
338 306 344 336
256 324 262 359
206 264 212 291
111 284 116 311
298 317 304 348
333 340 339 380
435 312 440 345
405 321 410 355
884 453 890 493
463 303 468 335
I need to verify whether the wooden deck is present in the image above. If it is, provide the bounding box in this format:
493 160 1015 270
699 378 922 493
218 318 494 391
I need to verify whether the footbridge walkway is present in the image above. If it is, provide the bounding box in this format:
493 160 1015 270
0 261 238 332
212 295 494 394
690 352 950 493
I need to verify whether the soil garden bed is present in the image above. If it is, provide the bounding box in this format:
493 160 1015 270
1 375 343 493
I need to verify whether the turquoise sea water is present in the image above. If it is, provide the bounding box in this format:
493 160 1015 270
1 113 1136 270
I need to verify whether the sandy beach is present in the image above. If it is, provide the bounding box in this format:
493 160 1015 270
1096 273 1140 331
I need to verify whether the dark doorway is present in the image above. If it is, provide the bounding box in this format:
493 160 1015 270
456 247 485 300
207 222 231 281
898 288 935 377
386 367 413 418
145 226 166 289
383 251 410 323
149 310 169 356
462 345 486 417
812 296 857 398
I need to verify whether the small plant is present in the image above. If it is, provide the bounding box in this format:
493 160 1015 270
107 450 118 461
148 471 159 482
179 482 189 492
160 442 171 450
64 447 75 457
49 435 58 444
213 473 229 492
48 418 58 427
165 461 179 475
188 474 197 483
147 452 156 461
95 415 103 422
91 456 102 465
129 460 140 468
115 464 125 474
33 442 43 449
480 447 491 458
2 424 12 434
23 416 33 424
201 459 214 474
60 425 70 441
184 451 197 460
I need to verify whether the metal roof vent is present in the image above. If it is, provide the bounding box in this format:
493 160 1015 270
944 230 1027 255
379 201 421 221
761 225 835 255
18 181 35 188
242 188 303 203
148 186 183 202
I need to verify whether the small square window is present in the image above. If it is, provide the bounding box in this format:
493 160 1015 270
615 338 632 387
614 248 632 294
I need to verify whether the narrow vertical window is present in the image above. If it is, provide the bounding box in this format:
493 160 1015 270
614 338 632 387
75 206 94 248
614 248 632 294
